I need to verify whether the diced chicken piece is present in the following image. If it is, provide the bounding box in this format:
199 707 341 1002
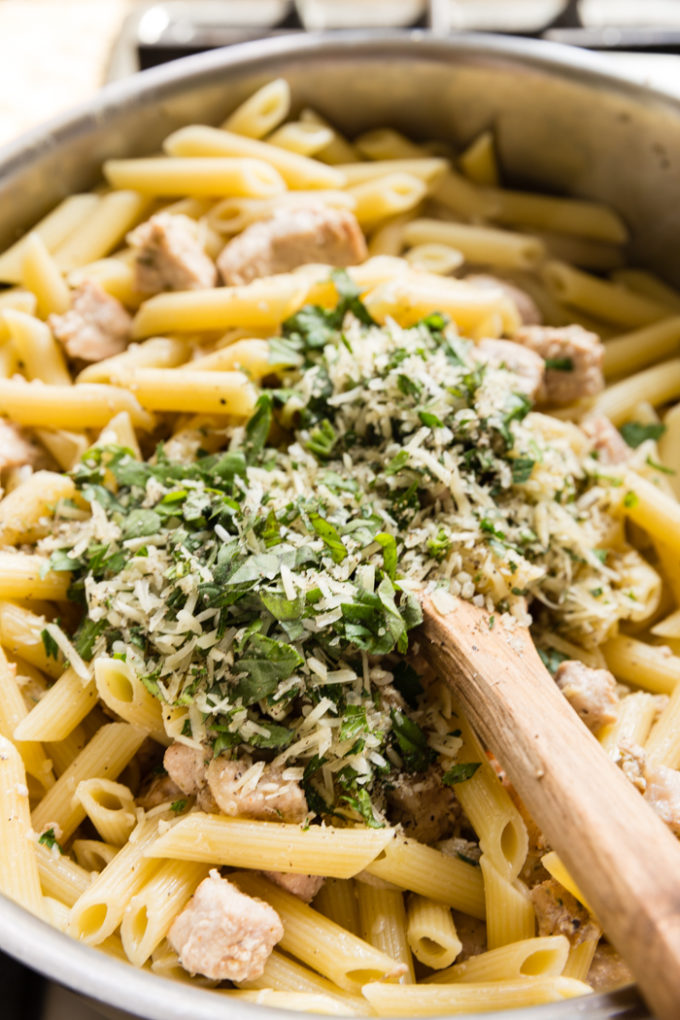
128 212 217 294
587 944 633 992
514 324 604 405
554 660 619 734
451 911 486 961
465 274 542 326
644 763 680 835
217 206 367 286
169 870 283 981
49 281 131 363
582 416 630 465
137 772 185 811
617 741 647 793
0 418 41 471
163 742 217 813
437 836 481 864
475 338 544 399
387 768 459 843
530 878 600 947
207 756 308 822
262 871 325 903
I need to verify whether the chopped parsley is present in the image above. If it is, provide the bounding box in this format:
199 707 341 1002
38 828 63 853
442 762 481 785
619 421 666 448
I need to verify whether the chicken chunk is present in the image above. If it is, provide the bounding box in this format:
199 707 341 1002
128 212 217 294
137 772 185 811
451 911 486 961
644 762 680 835
582 416 630 465
530 878 600 947
587 944 633 992
387 768 459 843
0 418 42 471
49 281 131 362
169 871 283 982
217 206 367 286
475 338 544 399
262 871 325 903
207 756 308 822
163 743 217 813
554 660 619 734
515 324 604 405
465 274 542 326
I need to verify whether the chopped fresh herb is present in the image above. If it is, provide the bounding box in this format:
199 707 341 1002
442 761 481 786
244 393 273 462
308 511 347 563
38 828 63 853
170 799 188 814
623 490 639 509
418 410 444 428
391 662 423 709
385 450 409 476
427 529 452 561
544 357 574 372
339 706 368 741
537 647 569 675
512 458 535 485
306 419 337 459
620 421 666 448
40 628 60 661
390 709 434 772
646 456 675 475
73 618 106 660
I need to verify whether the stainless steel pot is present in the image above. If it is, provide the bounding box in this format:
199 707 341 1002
0 31 671 1020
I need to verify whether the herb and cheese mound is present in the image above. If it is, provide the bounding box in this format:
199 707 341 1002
42 274 631 824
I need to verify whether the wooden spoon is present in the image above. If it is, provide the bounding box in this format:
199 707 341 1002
419 593 680 1020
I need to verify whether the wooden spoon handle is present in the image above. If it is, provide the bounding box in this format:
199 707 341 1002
421 595 680 1020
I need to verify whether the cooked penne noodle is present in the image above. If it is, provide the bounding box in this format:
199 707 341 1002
32 722 146 840
644 682 680 768
563 937 599 982
356 129 430 162
232 871 407 993
94 657 169 744
14 669 97 742
486 188 627 244
3 309 71 385
542 261 667 328
164 125 345 190
131 275 307 338
459 131 500 188
619 470 680 556
225 990 361 1016
74 778 137 846
0 646 53 790
0 551 70 600
603 635 680 695
221 79 291 138
20 232 71 318
365 838 485 920
68 813 166 944
0 735 44 917
313 879 360 936
349 173 427 229
593 359 680 424
403 219 545 270
0 470 75 545
240 948 367 1015
447 716 528 879
480 855 535 950
121 859 209 965
35 841 92 907
146 814 395 877
299 109 359 164
114 367 257 417
425 936 569 984
599 691 659 756
53 192 151 273
0 379 154 429
406 894 460 970
104 157 286 199
267 122 334 157
404 243 464 275
540 852 591 911
361 976 592 1015
611 268 680 310
72 839 118 872
0 194 100 283
337 159 448 187
0 602 63 677
357 883 415 981
77 336 189 384
603 317 680 379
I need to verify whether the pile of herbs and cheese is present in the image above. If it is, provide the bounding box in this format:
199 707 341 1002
41 272 635 827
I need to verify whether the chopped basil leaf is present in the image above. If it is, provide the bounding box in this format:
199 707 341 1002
619 421 666 448
442 761 481 786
